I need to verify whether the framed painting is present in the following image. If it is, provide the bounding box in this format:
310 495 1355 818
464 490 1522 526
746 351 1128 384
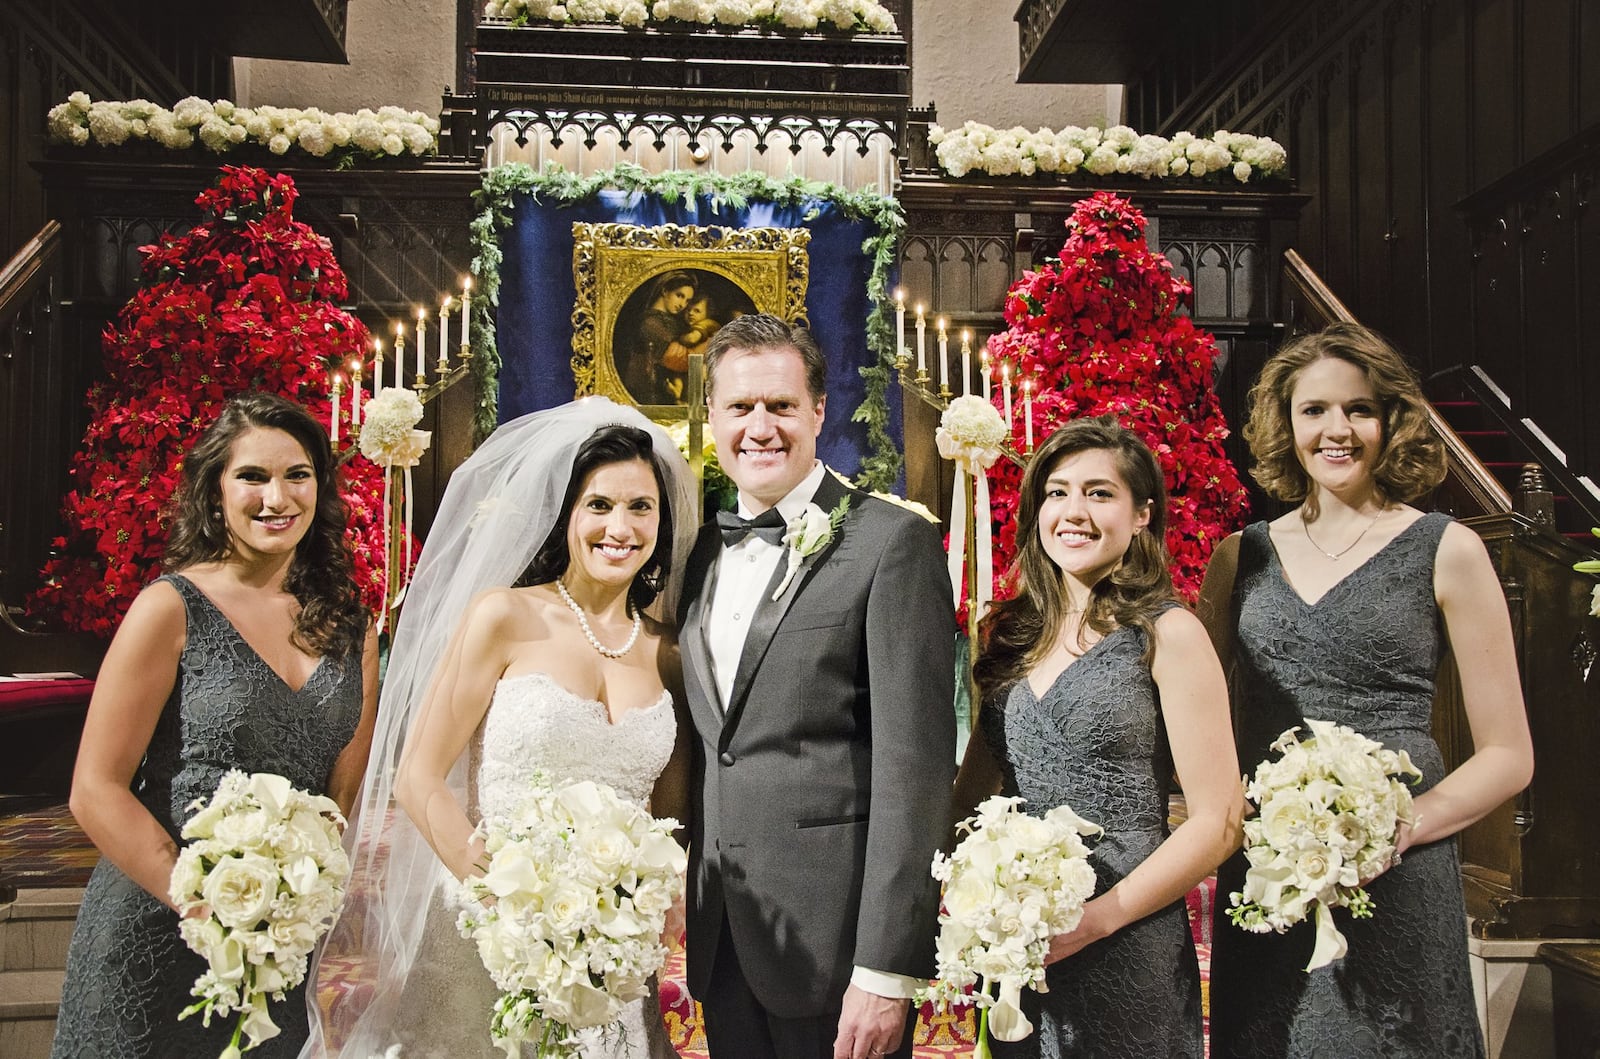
571 222 811 417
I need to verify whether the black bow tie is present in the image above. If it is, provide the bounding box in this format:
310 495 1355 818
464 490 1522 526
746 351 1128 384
717 507 787 547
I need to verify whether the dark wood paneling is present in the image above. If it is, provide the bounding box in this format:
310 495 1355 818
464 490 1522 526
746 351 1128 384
1523 0 1576 161
1384 1 1429 364
1423 0 1473 369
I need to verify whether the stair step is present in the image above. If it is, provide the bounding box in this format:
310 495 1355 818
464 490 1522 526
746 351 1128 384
1 889 82 972
0 968 64 1018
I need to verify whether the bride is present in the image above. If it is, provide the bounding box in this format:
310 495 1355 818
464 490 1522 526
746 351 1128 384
301 398 698 1058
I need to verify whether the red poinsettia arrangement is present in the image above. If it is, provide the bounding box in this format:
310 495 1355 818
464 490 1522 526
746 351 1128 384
984 191 1248 601
34 165 389 636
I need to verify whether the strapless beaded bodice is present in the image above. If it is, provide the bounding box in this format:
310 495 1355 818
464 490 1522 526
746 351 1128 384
471 672 676 820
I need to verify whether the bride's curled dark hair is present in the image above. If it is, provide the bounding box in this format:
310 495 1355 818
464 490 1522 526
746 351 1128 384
517 424 677 612
163 390 367 660
975 415 1179 709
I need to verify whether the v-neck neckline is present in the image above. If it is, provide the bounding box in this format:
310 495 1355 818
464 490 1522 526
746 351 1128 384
1262 514 1433 609
1023 625 1128 701
174 574 325 695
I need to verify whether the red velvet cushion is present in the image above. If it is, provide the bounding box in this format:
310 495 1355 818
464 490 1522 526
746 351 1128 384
0 678 95 716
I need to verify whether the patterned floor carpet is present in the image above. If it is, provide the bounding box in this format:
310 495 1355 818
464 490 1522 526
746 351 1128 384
1 800 1214 1056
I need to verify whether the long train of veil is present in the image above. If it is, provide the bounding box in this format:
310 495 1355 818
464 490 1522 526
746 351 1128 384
299 397 699 1057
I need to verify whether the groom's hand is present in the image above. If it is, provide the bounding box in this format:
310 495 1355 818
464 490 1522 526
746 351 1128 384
833 984 909 1059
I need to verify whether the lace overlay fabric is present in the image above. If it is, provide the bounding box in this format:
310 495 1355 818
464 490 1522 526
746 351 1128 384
52 574 363 1059
386 673 680 1059
1208 513 1486 1058
980 606 1204 1059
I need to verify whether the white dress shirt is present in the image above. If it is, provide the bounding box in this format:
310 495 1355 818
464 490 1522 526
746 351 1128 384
706 462 923 1001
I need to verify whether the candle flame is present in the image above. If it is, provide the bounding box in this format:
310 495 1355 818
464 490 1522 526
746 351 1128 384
417 307 427 321
463 276 473 293
442 294 454 311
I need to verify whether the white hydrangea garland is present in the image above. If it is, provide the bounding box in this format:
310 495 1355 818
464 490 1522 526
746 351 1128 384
928 121 1288 183
47 93 439 161
484 0 897 33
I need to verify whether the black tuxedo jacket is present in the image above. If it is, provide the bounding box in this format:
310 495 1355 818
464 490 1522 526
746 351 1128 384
677 471 956 1017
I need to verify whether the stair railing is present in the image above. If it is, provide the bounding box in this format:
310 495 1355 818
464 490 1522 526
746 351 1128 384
1280 249 1513 517
1431 362 1600 538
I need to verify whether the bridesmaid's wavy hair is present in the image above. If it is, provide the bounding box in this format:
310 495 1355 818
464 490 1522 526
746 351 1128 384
516 424 676 613
164 391 366 659
1243 322 1445 519
975 416 1177 708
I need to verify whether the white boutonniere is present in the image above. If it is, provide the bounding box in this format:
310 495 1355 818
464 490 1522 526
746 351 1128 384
771 497 851 600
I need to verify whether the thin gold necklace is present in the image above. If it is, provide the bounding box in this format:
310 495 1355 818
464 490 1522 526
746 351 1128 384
1301 508 1384 561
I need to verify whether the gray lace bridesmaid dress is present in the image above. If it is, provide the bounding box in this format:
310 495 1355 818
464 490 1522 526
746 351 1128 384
1208 512 1486 1058
52 574 364 1059
980 604 1204 1059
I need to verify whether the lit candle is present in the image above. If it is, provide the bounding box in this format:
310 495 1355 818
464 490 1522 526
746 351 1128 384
415 307 428 385
1023 376 1035 451
350 359 364 428
461 276 472 354
894 288 906 364
439 295 453 373
915 304 927 377
394 322 407 390
329 373 343 444
1002 360 1014 432
372 338 385 393
976 337 989 401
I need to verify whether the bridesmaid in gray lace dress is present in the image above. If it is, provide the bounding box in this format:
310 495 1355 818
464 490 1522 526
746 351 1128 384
1200 324 1533 1058
52 393 378 1059
953 416 1243 1058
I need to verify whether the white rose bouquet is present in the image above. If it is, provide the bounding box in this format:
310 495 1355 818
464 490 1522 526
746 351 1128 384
168 770 350 1057
918 795 1101 1051
1226 719 1423 970
456 775 688 1058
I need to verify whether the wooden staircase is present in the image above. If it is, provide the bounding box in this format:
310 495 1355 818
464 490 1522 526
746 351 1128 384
1429 366 1600 545
0 886 80 1057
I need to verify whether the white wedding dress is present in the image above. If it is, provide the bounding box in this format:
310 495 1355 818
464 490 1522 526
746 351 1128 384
386 672 681 1059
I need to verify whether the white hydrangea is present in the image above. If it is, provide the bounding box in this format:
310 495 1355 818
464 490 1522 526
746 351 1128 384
494 0 894 29
46 94 440 163
929 120 1289 184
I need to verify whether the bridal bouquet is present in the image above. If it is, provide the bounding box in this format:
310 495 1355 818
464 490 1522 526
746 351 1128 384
168 770 350 1057
1226 719 1423 970
919 795 1101 1051
456 776 687 1058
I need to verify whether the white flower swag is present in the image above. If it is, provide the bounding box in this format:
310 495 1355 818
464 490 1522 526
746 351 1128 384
918 795 1101 1046
168 771 350 1058
1227 719 1422 971
484 0 897 33
47 93 439 161
928 121 1288 183
456 775 687 1058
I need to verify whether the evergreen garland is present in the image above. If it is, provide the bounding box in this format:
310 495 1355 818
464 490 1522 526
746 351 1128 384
468 162 905 490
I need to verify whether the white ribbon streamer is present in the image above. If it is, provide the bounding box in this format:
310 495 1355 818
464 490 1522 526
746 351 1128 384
946 460 995 614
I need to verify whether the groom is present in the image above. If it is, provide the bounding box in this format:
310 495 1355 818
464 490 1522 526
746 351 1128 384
678 314 956 1059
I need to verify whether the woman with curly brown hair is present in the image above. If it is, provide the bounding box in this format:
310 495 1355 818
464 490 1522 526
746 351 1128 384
952 415 1242 1057
1201 323 1533 1058
53 391 378 1059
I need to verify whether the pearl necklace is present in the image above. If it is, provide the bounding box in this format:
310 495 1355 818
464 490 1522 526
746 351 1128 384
555 579 641 659
1302 508 1384 561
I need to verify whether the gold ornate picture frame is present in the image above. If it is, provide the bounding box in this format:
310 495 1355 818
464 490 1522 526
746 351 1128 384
571 222 812 417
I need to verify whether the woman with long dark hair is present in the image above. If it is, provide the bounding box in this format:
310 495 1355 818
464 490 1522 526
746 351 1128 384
952 415 1242 1057
53 391 378 1058
302 397 699 1058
